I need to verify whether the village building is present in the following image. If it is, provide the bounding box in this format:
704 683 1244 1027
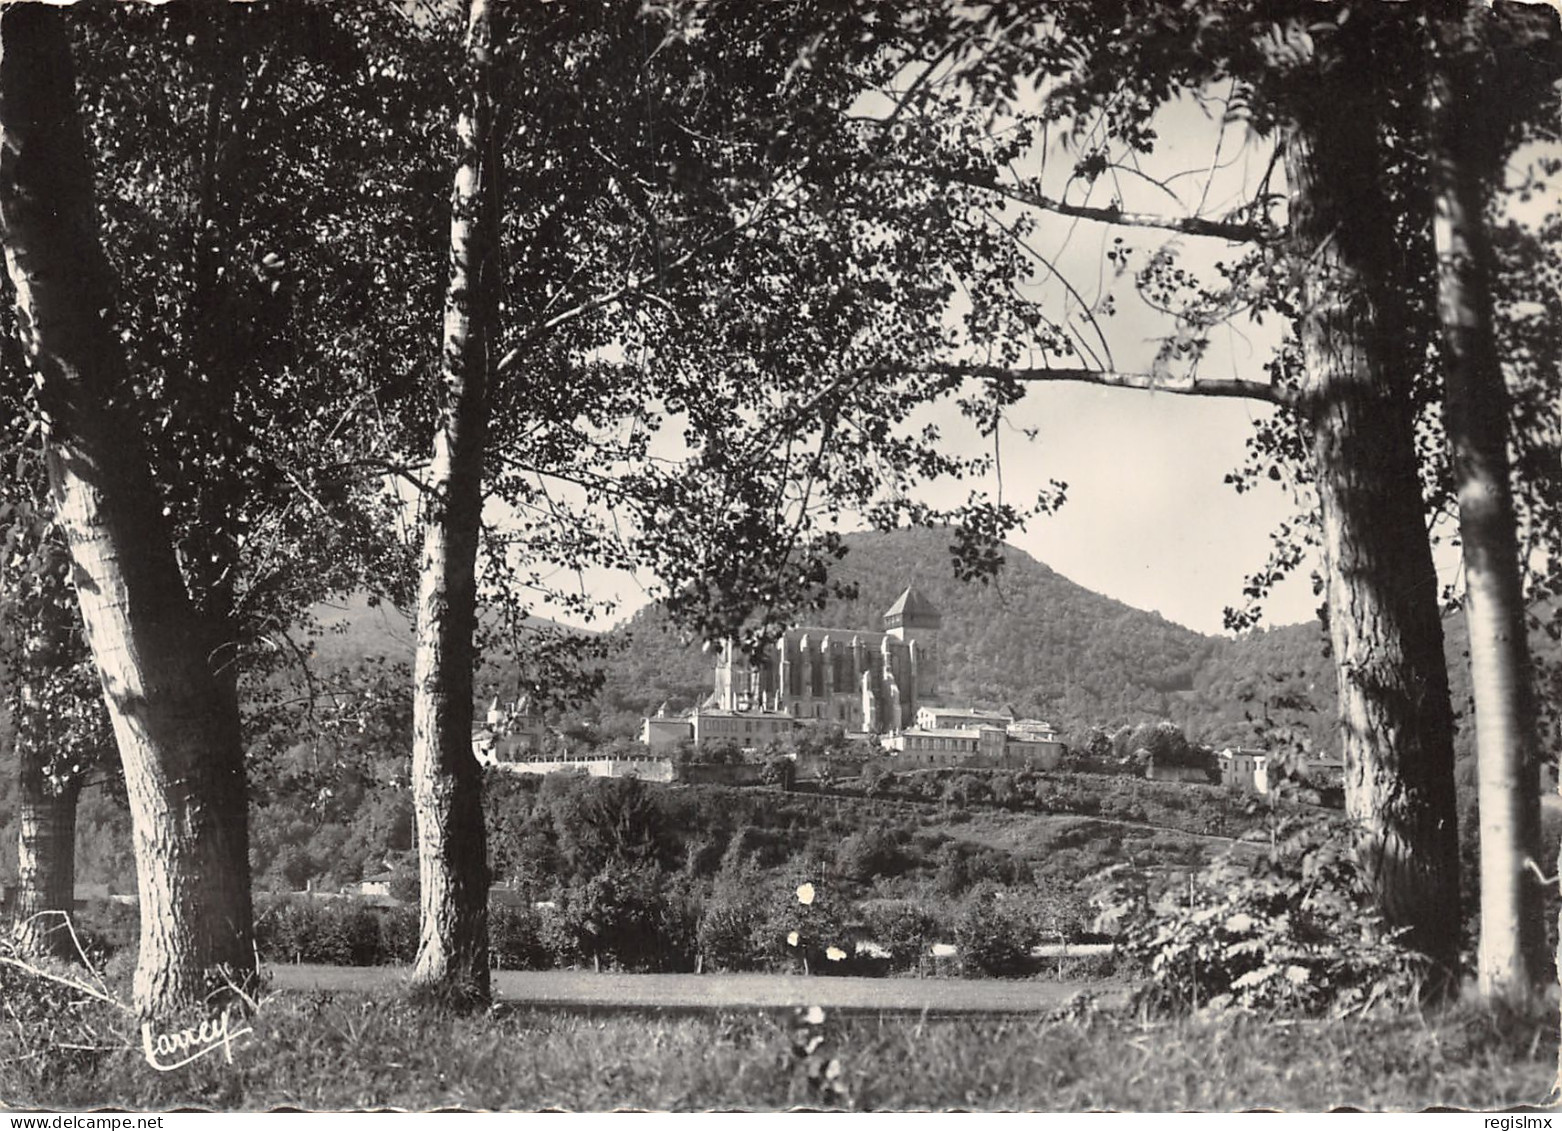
1007 717 1062 742
916 705 1013 731
474 694 547 766
1219 747 1271 795
691 708 802 747
640 702 694 751
883 724 1064 769
883 726 985 765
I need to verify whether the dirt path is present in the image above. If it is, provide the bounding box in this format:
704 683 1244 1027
265 964 1121 1015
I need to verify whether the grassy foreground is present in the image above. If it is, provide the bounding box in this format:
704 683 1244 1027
2 988 1557 1112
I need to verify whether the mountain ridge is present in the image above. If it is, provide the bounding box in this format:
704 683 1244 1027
302 528 1552 769
592 527 1323 745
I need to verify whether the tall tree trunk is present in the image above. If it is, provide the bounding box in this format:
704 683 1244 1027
1428 8 1547 1001
11 536 88 961
1284 25 1462 980
0 6 254 1018
15 764 81 960
410 0 499 1004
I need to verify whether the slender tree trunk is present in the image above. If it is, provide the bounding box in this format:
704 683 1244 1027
1428 10 1547 1001
1284 30 1462 979
0 6 254 1018
410 0 499 1004
15 765 81 960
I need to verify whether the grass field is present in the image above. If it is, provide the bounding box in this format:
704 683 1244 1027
2 972 1556 1112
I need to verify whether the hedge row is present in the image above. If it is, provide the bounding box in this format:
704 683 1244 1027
248 882 1103 979
860 766 1272 837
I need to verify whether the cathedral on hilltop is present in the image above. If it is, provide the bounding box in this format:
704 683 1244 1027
711 586 941 733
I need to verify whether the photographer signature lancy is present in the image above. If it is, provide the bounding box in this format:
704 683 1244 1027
139 1009 252 1072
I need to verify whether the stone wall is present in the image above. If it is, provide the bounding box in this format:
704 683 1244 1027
1145 761 1215 784
495 756 677 783
677 762 768 786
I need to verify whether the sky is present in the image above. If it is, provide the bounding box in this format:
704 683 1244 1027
914 382 1319 636
525 388 1320 639
880 90 1319 636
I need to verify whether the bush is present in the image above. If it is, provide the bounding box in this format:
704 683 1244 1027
954 886 1037 977
934 842 1031 897
379 905 419 964
535 901 581 968
490 903 548 970
697 896 766 972
558 863 694 971
656 878 703 973
760 877 853 974
834 827 910 882
860 762 893 796
760 755 797 791
1108 820 1431 1016
860 903 943 973
256 898 381 966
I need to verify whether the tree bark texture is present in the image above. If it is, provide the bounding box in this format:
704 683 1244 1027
1284 25 1462 978
14 766 81 960
1428 9 1547 1000
11 535 88 961
0 6 254 1017
410 0 498 1004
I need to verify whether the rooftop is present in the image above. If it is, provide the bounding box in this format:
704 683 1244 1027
923 706 1013 720
884 585 942 626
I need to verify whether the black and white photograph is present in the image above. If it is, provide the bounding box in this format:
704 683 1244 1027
0 0 1560 1114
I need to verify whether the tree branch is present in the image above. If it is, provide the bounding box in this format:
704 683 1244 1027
961 363 1285 403
916 363 1291 405
899 161 1272 243
737 358 1287 472
492 181 801 378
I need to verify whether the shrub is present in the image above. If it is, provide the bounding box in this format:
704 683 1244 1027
697 896 767 972
490 903 548 970
1108 820 1431 1016
860 902 943 973
256 897 316 964
560 864 669 970
536 901 581 968
834 827 909 882
860 762 893 797
257 897 416 967
656 878 703 973
954 886 1037 977
761 877 853 974
379 905 419 964
760 756 796 791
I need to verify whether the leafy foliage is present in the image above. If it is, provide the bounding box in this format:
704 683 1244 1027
1110 821 1431 1016
954 885 1037 978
